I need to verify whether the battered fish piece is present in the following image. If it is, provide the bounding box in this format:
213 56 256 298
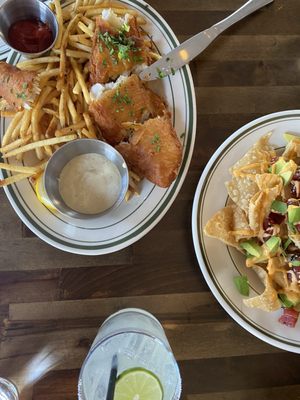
89 74 167 145
116 115 182 188
90 12 151 84
0 62 40 111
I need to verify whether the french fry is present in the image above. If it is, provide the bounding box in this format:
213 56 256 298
42 108 59 118
83 112 97 138
0 162 41 174
66 49 91 58
82 127 96 139
73 81 82 95
3 134 77 158
68 41 92 53
32 86 53 142
39 68 60 86
54 0 64 49
77 21 94 37
2 111 24 146
60 13 82 79
0 136 32 154
17 57 60 69
55 121 85 137
70 58 90 104
67 94 79 123
59 83 67 128
149 51 162 60
45 116 58 138
0 173 33 187
20 109 32 138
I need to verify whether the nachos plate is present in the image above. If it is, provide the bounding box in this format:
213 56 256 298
192 110 300 353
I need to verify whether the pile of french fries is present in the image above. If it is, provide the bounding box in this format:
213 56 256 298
0 0 150 200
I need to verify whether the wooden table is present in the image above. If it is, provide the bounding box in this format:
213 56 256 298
1 0 300 399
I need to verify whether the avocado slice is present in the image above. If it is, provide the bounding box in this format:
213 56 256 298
283 132 300 143
278 292 300 308
274 157 286 174
265 236 281 254
271 200 287 215
291 260 300 267
240 239 262 257
280 170 293 186
288 205 300 224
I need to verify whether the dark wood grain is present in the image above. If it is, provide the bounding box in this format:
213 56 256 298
1 0 300 399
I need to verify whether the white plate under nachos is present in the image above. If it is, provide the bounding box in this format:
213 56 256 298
192 110 300 353
0 0 196 255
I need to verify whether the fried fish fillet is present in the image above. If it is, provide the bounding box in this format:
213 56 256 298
90 14 151 85
89 74 167 145
116 115 182 188
0 62 40 111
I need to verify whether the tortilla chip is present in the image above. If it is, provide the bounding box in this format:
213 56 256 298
248 174 283 238
230 133 275 174
204 204 255 249
226 177 258 214
282 138 300 160
266 256 289 289
255 173 283 193
243 266 281 311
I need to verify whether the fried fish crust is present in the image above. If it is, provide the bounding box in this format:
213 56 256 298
89 74 167 145
89 16 151 85
116 114 182 188
0 62 39 111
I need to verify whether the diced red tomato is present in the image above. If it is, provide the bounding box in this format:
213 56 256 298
278 308 299 328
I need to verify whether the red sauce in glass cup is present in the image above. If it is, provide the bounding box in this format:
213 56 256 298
8 18 54 53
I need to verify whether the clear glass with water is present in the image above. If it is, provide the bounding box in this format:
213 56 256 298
0 378 18 400
78 308 182 400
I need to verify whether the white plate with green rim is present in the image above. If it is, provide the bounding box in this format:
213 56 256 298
0 0 196 255
192 110 300 353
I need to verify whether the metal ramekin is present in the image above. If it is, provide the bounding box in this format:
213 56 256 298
43 139 129 219
0 0 58 58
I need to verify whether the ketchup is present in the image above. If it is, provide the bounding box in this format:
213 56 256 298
8 18 53 53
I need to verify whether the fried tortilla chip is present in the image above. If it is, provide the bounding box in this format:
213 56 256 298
282 138 300 160
204 204 254 249
266 256 290 289
226 177 258 214
248 174 283 238
230 133 275 174
243 266 281 311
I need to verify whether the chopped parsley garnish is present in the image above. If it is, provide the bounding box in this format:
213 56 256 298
233 275 249 296
22 82 28 89
16 92 27 100
112 88 132 105
98 44 103 52
151 133 161 152
98 24 140 62
102 59 107 67
157 68 167 79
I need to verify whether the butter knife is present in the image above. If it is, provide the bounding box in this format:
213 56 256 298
139 0 273 81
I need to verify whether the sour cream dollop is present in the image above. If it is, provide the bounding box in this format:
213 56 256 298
59 153 122 214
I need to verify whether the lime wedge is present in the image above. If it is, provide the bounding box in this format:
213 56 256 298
113 368 163 400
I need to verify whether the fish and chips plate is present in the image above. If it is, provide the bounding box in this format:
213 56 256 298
0 0 196 255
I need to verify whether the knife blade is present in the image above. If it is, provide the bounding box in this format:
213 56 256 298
139 0 273 81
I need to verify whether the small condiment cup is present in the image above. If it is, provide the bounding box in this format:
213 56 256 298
0 0 58 58
43 139 129 219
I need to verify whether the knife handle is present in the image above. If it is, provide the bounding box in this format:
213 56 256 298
213 0 273 34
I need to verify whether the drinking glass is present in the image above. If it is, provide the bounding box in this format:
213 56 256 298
78 308 182 400
0 378 19 400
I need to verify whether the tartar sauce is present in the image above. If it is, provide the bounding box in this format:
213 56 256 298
59 153 121 214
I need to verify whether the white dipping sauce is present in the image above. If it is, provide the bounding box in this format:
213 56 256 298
59 153 122 214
